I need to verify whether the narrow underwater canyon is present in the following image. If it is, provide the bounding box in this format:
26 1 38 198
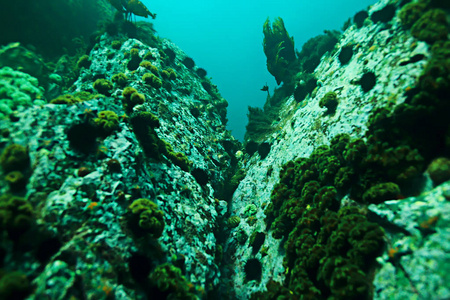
0 0 449 299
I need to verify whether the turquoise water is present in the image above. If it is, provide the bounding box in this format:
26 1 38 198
143 0 378 140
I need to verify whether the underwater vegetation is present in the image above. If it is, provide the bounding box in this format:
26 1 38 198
319 91 339 115
0 194 34 241
410 9 448 44
1 0 448 298
263 17 297 86
246 21 340 144
296 30 340 74
245 107 273 142
148 263 201 299
0 271 32 300
128 198 165 238
129 111 191 171
260 134 398 298
252 2 450 296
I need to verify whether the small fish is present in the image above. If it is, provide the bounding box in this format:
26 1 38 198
260 84 269 92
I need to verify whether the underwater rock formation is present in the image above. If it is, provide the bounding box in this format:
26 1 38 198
0 11 236 298
227 0 450 299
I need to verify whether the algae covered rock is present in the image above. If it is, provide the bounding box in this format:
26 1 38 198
427 157 450 185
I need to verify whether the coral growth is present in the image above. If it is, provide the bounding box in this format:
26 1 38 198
411 9 448 44
93 79 113 95
92 110 120 137
319 91 339 115
0 194 33 240
128 198 164 238
142 73 162 89
0 144 29 173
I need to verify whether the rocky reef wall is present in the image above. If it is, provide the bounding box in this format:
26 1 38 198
224 0 450 299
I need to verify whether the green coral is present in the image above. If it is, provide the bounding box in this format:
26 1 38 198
49 94 83 105
0 194 33 240
129 111 166 160
398 1 428 29
128 198 164 238
362 182 401 204
411 9 448 44
0 144 29 173
0 271 31 300
263 17 297 85
0 67 44 118
142 73 162 89
319 91 339 115
93 78 113 95
92 110 120 137
122 87 145 114
76 55 91 69
139 60 159 75
111 72 128 87
149 264 198 299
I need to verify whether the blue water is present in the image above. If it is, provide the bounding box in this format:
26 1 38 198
141 0 378 141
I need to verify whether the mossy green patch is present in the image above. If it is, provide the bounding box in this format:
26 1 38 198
0 144 29 173
92 110 120 137
142 73 162 89
111 72 128 87
0 194 33 240
128 198 164 238
411 9 448 44
93 78 113 95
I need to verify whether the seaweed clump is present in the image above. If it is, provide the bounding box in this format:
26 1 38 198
398 1 428 29
297 30 340 74
148 263 199 299
0 194 34 241
319 91 339 115
263 17 297 85
260 134 393 298
128 198 164 238
129 111 191 170
411 9 448 44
